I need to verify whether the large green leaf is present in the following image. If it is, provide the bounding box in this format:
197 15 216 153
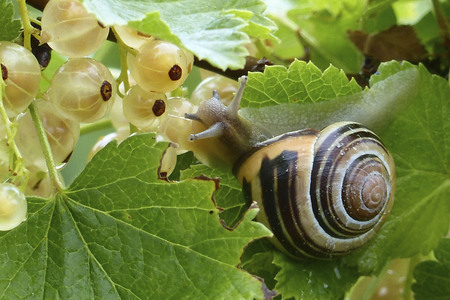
241 60 362 108
180 164 249 228
344 62 450 274
0 134 272 299
0 0 21 41
412 238 450 300
272 252 359 300
234 60 449 298
286 0 364 72
239 59 419 136
81 0 276 70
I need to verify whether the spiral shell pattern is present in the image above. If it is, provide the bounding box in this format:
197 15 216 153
236 122 395 258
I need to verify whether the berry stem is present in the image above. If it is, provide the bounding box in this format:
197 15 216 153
17 0 36 50
358 262 391 300
0 79 29 190
28 102 64 192
80 119 113 135
254 38 271 60
111 27 131 97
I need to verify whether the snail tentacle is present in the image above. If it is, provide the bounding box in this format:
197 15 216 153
226 75 247 117
189 122 224 141
184 112 201 122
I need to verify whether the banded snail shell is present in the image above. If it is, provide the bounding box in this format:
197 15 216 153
235 122 395 258
186 76 396 259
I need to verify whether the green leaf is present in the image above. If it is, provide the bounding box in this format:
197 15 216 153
272 253 359 300
241 250 279 291
243 240 360 300
181 164 250 228
241 60 362 108
392 0 433 25
362 0 397 24
0 0 21 41
268 15 305 61
435 239 450 264
234 60 449 298
361 5 397 33
81 0 276 70
414 11 441 48
0 198 51 299
239 59 420 136
230 8 278 40
167 151 194 181
412 239 450 300
286 0 364 72
344 61 450 273
0 134 272 299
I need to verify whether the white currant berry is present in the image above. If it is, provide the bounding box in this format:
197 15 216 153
158 144 178 179
127 40 193 93
48 57 116 123
191 75 238 106
157 97 197 152
113 25 154 49
123 85 167 131
0 41 41 117
15 99 80 170
26 166 52 198
40 0 109 57
183 48 194 76
199 69 218 80
0 183 27 231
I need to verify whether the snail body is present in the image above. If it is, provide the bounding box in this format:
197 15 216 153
185 76 395 259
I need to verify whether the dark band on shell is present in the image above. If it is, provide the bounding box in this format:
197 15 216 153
186 76 396 259
237 122 395 258
311 123 393 238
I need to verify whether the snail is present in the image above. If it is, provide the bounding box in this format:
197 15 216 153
184 76 395 259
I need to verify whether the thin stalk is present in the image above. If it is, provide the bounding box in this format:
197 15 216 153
29 16 42 27
359 262 391 300
254 38 272 60
111 27 132 96
0 79 29 190
28 102 64 192
17 0 36 50
18 1 63 192
80 119 113 135
432 0 450 36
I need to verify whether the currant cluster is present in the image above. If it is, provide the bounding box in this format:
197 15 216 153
0 0 238 231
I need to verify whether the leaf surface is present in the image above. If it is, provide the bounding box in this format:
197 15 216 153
81 0 276 70
241 60 362 108
0 134 272 299
286 0 364 72
239 59 419 136
345 62 450 274
181 164 249 228
412 239 450 300
0 0 21 41
273 253 359 300
237 61 450 298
